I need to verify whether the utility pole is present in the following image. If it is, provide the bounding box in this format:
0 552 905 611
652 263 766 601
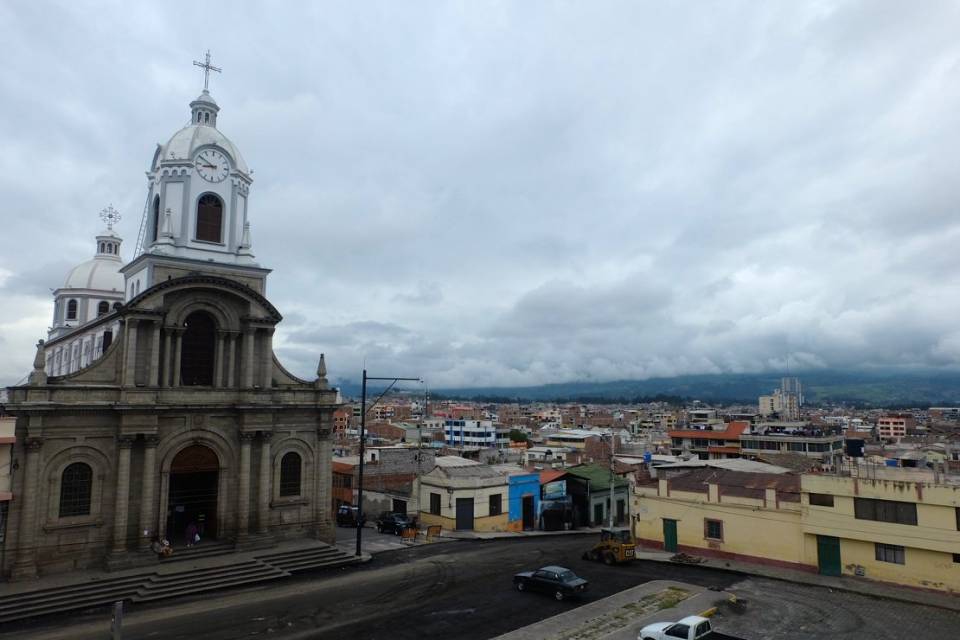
608 433 615 529
355 369 421 557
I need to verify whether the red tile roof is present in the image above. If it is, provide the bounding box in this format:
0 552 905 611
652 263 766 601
332 461 355 473
669 421 748 441
539 469 568 484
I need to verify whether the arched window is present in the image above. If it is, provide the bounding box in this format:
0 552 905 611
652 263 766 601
279 452 302 497
151 195 160 242
59 462 93 517
97 301 109 316
180 311 216 385
66 299 78 320
99 242 104 253
112 302 122 311
196 194 223 243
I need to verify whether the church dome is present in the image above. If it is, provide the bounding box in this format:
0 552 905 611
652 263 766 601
155 123 250 176
62 216 125 292
63 256 124 292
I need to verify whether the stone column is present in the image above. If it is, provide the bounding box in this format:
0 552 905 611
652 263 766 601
315 424 334 542
149 321 161 386
11 438 43 579
237 432 255 539
123 319 139 386
171 328 184 387
214 331 226 388
111 436 135 554
137 436 160 551
260 328 274 389
160 328 171 388
226 333 238 388
242 327 256 388
257 432 273 535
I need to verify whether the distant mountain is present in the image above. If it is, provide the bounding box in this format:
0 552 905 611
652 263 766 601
334 370 960 407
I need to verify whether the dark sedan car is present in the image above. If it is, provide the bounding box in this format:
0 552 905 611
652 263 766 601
513 565 588 601
336 505 363 527
376 512 413 535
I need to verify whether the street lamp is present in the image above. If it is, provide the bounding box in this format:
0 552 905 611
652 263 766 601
355 369 421 557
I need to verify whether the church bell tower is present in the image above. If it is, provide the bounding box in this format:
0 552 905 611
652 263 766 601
121 51 269 300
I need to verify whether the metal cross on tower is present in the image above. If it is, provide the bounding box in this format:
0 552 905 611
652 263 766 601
100 204 121 230
193 49 222 91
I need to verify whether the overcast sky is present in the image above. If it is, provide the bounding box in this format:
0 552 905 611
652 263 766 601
1 1 959 389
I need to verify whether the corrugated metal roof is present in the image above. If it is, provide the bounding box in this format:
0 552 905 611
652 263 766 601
565 463 630 491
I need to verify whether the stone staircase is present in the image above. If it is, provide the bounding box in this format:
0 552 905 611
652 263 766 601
133 559 288 603
0 542 359 625
0 572 155 625
257 544 356 573
159 540 238 564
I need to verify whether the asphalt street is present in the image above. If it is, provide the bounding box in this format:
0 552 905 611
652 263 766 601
6 537 960 640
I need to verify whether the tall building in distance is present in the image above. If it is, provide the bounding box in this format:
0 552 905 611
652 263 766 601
758 377 802 420
780 376 803 406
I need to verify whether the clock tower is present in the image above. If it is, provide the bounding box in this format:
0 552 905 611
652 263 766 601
121 52 269 299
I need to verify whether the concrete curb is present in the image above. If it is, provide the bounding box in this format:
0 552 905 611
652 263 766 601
492 580 736 640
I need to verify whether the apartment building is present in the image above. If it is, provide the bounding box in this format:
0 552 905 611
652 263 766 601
634 466 960 592
739 427 844 461
877 415 915 442
443 419 510 449
668 421 749 459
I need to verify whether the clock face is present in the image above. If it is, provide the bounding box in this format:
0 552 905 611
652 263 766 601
195 149 230 182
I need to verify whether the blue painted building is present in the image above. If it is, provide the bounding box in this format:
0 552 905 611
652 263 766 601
507 472 540 531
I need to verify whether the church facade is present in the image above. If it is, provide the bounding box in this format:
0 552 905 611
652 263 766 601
2 61 339 579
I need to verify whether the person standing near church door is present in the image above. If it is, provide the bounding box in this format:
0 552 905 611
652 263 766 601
186 521 198 547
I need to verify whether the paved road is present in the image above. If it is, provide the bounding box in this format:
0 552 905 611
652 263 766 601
7 538 960 640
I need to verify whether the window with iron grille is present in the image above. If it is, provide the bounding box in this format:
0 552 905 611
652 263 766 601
809 493 835 507
704 518 723 540
279 452 302 497
489 493 502 516
59 463 93 517
430 492 441 515
875 543 905 565
854 498 917 525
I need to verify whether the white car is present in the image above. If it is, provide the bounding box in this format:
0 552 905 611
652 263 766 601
638 615 741 640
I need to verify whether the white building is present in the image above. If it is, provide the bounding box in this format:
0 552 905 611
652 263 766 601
443 420 509 448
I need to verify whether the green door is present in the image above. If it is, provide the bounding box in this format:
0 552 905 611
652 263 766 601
663 519 678 553
817 535 841 576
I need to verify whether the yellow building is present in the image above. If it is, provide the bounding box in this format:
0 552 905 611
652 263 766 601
418 463 510 532
802 472 960 592
634 469 807 570
634 466 960 593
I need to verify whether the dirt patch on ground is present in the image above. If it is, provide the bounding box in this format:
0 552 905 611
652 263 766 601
552 587 692 640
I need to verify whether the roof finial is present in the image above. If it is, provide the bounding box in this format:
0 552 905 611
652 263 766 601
315 353 329 390
193 49 222 92
100 204 121 231
29 339 48 386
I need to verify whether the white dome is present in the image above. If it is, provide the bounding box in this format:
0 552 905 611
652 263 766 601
156 124 250 176
63 256 124 292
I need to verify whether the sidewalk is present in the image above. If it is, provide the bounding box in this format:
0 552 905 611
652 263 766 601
634 547 960 613
439 527 604 541
493 579 734 640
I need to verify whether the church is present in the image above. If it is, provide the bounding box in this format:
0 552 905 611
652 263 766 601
2 55 340 579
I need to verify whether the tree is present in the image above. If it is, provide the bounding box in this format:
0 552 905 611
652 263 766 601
508 429 528 443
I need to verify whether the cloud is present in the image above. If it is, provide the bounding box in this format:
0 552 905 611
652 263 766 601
2 1 960 387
